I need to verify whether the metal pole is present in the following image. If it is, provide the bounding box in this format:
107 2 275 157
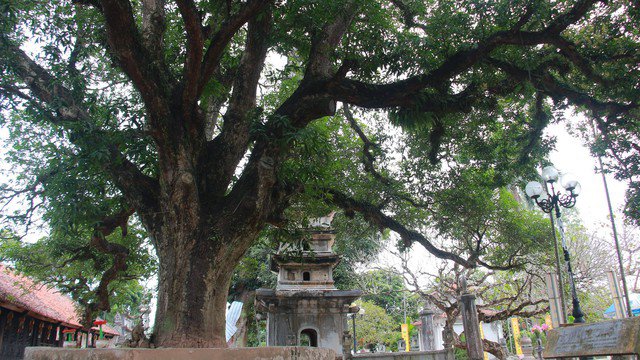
548 212 568 322
554 208 585 323
591 118 633 317
352 315 357 353
542 168 568 323
597 156 633 317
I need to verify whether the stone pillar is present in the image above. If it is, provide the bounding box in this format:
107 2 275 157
419 308 436 351
545 272 565 327
520 336 536 360
499 338 509 357
607 270 626 319
459 293 484 360
342 331 352 360
442 326 454 360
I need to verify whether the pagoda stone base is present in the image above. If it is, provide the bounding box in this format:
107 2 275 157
256 289 361 356
24 346 336 360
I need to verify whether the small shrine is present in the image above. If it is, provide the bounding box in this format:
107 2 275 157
255 214 361 355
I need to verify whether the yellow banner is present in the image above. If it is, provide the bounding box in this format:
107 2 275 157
545 314 553 329
511 318 523 356
401 323 410 352
478 322 489 360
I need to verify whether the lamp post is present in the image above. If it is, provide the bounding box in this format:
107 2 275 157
349 307 365 353
525 165 585 324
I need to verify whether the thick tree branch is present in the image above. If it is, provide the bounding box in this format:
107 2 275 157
479 299 548 323
99 0 172 123
305 1 359 80
327 190 473 267
325 0 599 110
389 0 428 33
90 208 135 311
552 37 612 87
204 67 236 139
204 9 272 198
272 1 358 127
198 0 272 97
176 0 204 116
141 0 166 61
490 58 639 119
543 0 600 35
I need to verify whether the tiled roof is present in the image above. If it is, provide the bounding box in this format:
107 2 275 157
479 308 499 317
0 264 119 335
412 308 501 326
92 323 120 336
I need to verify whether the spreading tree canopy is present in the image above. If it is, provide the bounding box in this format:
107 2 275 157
1 0 639 347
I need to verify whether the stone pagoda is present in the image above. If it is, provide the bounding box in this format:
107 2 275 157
255 214 361 356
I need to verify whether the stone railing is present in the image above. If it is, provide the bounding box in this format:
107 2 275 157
352 349 451 360
25 346 337 360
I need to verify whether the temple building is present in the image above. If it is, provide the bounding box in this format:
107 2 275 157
255 222 361 356
0 265 119 359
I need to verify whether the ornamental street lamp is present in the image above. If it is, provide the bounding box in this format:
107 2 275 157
349 306 365 353
525 165 585 324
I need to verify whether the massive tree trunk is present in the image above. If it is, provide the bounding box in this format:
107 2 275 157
153 230 240 347
147 183 267 346
142 121 268 346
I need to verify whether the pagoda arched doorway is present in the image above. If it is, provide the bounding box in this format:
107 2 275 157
299 328 318 347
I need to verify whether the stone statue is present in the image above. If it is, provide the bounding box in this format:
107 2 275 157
458 274 468 294
123 319 151 348
309 211 336 228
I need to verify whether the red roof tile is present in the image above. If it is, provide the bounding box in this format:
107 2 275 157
0 264 120 335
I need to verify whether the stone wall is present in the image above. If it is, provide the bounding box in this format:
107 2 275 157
24 346 336 360
353 349 451 360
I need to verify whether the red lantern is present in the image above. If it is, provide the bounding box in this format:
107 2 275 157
93 319 107 339
62 328 76 342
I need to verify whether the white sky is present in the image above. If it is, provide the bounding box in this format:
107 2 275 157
546 121 627 230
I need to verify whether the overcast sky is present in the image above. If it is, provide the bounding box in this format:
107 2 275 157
546 121 627 232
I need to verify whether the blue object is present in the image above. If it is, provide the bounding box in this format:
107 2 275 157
603 293 640 318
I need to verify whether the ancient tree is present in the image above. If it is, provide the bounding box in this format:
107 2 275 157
1 0 638 347
398 258 548 360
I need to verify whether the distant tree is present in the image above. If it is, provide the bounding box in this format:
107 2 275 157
358 268 421 324
354 300 397 352
399 256 549 360
382 183 556 360
563 217 615 292
560 215 622 321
